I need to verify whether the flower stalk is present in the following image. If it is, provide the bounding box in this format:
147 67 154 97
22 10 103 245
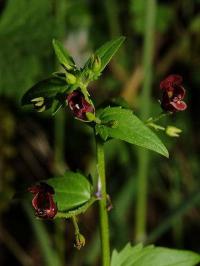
72 216 86 250
96 136 110 266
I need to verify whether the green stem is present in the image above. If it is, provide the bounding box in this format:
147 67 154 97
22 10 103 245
135 0 157 242
146 112 172 124
72 216 79 234
147 122 165 131
96 137 110 266
53 105 66 265
135 151 149 242
54 109 66 174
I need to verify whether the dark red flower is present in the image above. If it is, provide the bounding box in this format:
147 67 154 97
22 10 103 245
28 182 57 219
160 74 187 112
66 90 95 121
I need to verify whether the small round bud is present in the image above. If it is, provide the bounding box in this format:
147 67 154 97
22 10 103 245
65 72 77 85
74 233 86 250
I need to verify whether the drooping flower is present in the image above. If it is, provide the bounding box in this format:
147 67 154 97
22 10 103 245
28 182 57 219
160 74 187 112
66 90 95 121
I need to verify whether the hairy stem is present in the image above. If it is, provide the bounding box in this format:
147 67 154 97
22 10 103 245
135 0 157 242
96 137 110 266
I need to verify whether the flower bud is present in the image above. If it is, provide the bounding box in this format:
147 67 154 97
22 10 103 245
65 72 77 85
90 54 101 73
166 126 182 137
74 233 86 250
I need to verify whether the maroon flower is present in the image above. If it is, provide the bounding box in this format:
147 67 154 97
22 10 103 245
66 90 95 121
160 74 187 112
28 182 57 219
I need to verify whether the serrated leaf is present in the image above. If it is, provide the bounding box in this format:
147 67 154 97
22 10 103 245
52 39 75 70
21 76 68 105
95 107 169 157
111 243 200 266
45 171 92 212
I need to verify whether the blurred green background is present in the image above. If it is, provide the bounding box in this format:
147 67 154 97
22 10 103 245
0 0 200 265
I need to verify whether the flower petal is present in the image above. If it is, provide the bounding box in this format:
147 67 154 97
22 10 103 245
170 100 187 111
173 85 186 99
66 90 95 121
28 183 57 219
32 192 40 209
160 74 183 90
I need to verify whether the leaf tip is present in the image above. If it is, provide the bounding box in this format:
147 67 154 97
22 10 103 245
162 148 169 158
120 35 126 41
52 38 57 49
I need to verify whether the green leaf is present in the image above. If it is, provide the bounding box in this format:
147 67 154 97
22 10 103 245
95 107 169 157
46 171 92 212
82 36 125 80
95 36 125 72
111 243 200 266
52 39 75 70
21 76 68 105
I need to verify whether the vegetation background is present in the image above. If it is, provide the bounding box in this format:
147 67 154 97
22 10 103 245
0 0 200 265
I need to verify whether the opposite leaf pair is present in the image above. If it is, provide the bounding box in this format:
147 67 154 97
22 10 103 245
21 37 126 120
23 37 188 220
